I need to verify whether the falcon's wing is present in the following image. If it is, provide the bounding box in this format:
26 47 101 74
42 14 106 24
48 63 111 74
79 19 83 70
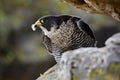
78 20 95 39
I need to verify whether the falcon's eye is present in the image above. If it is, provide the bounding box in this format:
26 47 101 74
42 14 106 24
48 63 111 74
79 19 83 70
40 19 45 23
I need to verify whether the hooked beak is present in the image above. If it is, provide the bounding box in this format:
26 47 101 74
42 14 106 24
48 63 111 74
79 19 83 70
31 24 37 31
31 20 42 31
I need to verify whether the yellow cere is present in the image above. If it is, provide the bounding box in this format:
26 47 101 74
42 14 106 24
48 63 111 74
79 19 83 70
36 20 41 25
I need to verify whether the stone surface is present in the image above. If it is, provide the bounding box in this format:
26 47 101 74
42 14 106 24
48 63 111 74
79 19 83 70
37 33 120 80
62 0 120 21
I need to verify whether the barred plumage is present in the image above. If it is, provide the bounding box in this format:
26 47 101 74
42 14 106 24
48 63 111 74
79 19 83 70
32 15 95 62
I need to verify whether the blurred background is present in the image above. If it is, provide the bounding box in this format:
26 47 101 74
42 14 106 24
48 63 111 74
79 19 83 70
0 0 120 80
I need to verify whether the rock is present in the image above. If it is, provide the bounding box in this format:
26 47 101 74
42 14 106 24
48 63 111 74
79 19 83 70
37 33 120 80
62 0 120 21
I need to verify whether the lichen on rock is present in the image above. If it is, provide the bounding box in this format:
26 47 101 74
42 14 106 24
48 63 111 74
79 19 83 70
37 33 120 80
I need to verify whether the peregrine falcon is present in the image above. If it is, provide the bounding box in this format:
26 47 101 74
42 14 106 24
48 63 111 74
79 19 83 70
32 15 95 62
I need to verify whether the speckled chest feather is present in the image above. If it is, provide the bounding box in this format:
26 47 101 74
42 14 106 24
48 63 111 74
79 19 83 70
47 20 94 51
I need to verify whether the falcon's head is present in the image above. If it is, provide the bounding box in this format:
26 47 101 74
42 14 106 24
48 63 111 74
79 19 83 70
31 15 80 35
31 15 95 39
